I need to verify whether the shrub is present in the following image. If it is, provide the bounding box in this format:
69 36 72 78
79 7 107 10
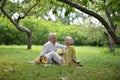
0 17 107 46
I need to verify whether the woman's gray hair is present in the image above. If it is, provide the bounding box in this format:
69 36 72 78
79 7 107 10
48 33 56 40
66 36 74 45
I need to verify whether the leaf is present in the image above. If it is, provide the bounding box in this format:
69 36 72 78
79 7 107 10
65 9 71 17
53 9 57 15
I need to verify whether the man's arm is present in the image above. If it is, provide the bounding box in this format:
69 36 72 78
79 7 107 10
56 43 66 49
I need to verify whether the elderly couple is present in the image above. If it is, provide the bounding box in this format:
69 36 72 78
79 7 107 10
31 33 81 67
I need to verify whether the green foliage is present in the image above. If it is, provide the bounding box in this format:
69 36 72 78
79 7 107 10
21 19 50 45
0 17 27 45
65 8 73 17
0 17 108 46
0 45 120 80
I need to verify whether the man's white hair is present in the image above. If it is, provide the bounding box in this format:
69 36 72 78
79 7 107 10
65 36 74 45
48 33 56 40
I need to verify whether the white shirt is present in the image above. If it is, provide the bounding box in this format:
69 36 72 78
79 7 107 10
40 41 65 55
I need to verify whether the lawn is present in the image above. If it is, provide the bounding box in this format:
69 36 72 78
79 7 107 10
0 45 120 80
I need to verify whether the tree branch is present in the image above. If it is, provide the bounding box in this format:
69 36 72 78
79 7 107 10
0 7 30 33
58 0 120 44
58 0 111 31
18 3 38 20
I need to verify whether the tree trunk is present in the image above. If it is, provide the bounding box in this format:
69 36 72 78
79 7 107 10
58 0 120 45
16 25 32 49
108 34 115 52
27 31 32 49
105 32 115 52
15 25 32 49
105 7 117 52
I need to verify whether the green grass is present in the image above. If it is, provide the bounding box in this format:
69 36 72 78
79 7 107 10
0 45 120 80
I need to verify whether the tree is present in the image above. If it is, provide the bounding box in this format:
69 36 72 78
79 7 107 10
1 0 120 50
104 7 116 52
58 0 120 45
0 0 38 49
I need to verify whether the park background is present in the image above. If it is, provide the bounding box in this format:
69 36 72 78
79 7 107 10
0 0 120 80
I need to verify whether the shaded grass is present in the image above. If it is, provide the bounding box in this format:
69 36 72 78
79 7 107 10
0 45 120 80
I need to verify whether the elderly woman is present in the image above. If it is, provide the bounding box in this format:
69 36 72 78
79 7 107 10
60 36 79 66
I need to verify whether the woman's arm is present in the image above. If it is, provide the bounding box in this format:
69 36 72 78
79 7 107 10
69 46 78 66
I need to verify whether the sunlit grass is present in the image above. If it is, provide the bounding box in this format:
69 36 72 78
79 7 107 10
0 45 120 80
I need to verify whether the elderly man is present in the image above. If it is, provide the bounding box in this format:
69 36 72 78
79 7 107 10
34 33 65 64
